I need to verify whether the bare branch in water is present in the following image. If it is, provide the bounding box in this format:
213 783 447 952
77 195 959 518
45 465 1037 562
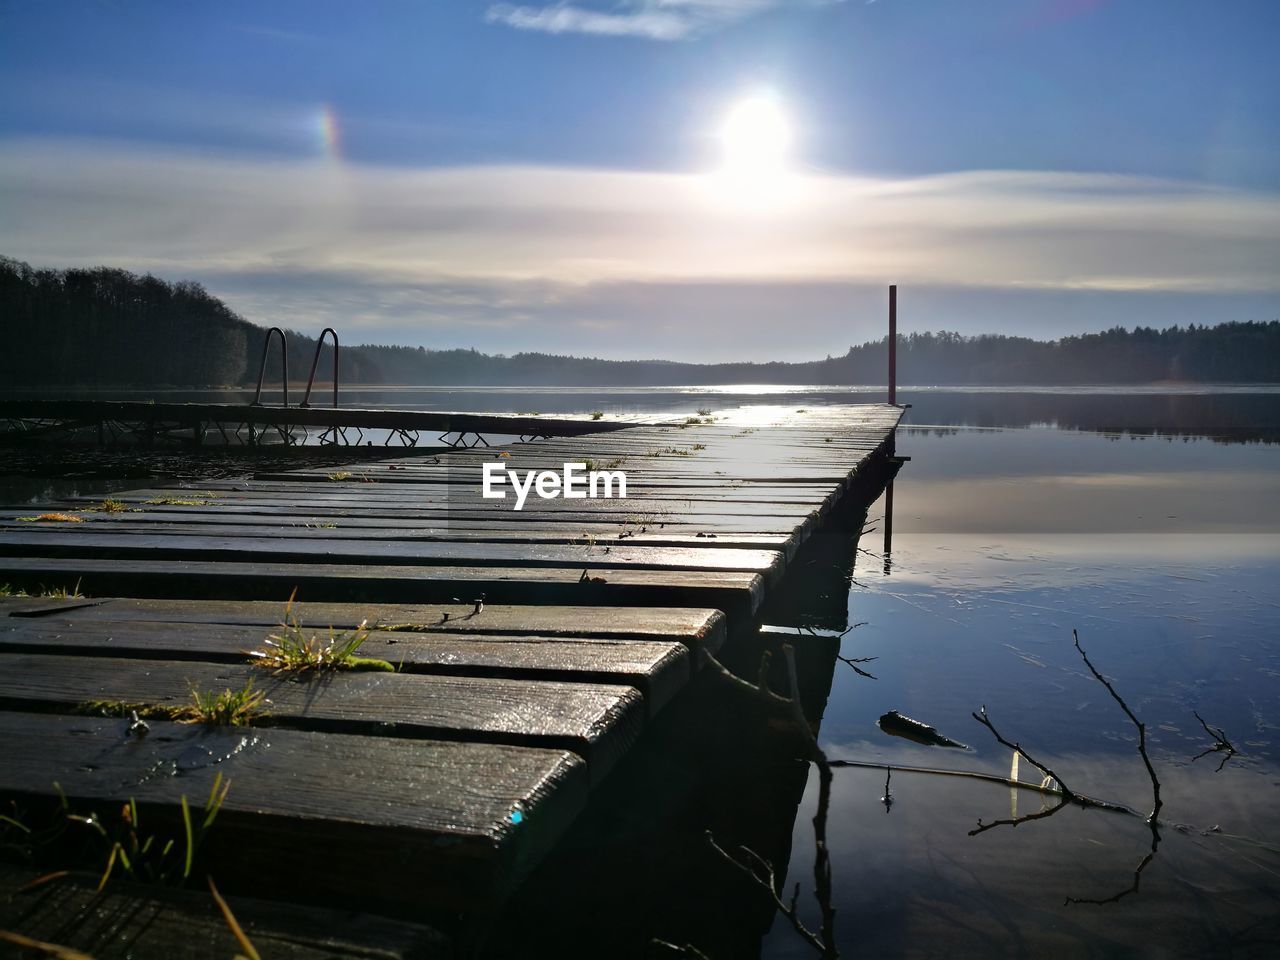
1191 709 1238 772
836 653 878 680
967 630 1168 907
1072 630 1162 826
702 647 838 957
1066 843 1158 907
970 797 1070 836
971 705 1079 805
704 831 828 956
798 624 878 679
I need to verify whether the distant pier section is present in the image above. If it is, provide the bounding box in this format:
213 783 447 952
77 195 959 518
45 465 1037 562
0 398 652 448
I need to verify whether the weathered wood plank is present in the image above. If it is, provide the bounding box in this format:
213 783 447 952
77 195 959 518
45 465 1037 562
0 398 641 437
0 619 691 716
0 864 452 959
0 597 727 653
0 712 588 909
0 653 642 776
0 531 786 584
0 516 796 556
4 506 811 535
0 559 764 621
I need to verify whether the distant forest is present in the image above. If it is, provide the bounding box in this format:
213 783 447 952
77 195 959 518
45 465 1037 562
3 256 1278 387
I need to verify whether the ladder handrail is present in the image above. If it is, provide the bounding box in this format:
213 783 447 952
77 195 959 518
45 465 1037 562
301 327 339 408
251 327 289 407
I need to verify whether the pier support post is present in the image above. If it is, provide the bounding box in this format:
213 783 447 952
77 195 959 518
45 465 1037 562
888 284 897 405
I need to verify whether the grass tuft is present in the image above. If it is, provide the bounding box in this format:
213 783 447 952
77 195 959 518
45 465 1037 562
1 582 85 600
75 772 232 890
17 513 85 523
76 680 266 727
250 590 393 674
184 683 268 727
590 410 604 420
87 498 140 513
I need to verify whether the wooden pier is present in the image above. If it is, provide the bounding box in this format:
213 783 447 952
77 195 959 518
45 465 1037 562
0 398 647 448
0 403 902 957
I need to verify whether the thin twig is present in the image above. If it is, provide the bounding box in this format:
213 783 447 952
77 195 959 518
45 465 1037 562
798 624 877 679
971 705 1080 805
705 832 827 956
835 653 878 680
702 646 838 958
1191 709 1237 772
782 645 837 957
1066 845 1158 906
1067 629 1163 906
1073 630 1162 826
828 758 1135 815
970 798 1069 836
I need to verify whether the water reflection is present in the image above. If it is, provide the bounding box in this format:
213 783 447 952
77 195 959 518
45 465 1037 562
8 386 1280 444
762 414 1280 958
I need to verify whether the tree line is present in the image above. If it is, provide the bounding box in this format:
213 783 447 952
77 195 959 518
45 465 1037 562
2 256 1277 387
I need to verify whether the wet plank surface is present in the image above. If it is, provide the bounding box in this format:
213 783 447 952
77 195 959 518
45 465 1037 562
0 403 901 929
0 712 587 911
0 618 692 714
0 653 645 775
0 864 452 959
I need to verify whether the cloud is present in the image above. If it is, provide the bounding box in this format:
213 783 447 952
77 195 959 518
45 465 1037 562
1 137 1277 357
485 1 805 41
485 3 692 40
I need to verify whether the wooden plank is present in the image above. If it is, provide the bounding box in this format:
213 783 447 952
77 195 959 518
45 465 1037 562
0 864 452 959
0 531 787 584
0 619 692 716
5 506 811 535
0 515 797 556
0 398 642 437
244 477 842 502
0 712 588 909
0 558 764 622
51 490 830 515
1 597 728 653
0 653 642 777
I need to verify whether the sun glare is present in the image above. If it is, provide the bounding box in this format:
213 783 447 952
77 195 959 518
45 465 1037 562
719 93 792 175
708 92 798 211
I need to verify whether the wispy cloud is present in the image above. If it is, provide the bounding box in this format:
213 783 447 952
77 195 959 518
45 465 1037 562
235 25 326 47
1 137 1277 357
485 1 812 41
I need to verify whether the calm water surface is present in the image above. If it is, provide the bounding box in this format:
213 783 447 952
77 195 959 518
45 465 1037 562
760 394 1280 958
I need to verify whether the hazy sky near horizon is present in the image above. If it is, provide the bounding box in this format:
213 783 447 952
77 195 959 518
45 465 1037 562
2 0 1278 361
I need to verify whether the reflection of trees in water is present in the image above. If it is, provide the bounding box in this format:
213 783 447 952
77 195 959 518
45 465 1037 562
901 392 1280 444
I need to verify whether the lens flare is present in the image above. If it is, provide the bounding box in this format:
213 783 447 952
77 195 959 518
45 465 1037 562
316 104 342 161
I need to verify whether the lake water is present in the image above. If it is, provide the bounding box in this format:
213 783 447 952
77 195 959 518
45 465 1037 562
757 390 1280 958
4 385 1278 955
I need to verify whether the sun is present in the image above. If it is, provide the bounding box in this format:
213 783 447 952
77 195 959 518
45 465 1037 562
706 91 799 211
719 92 792 177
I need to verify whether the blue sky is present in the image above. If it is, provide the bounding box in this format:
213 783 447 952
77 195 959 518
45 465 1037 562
2 0 1278 361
